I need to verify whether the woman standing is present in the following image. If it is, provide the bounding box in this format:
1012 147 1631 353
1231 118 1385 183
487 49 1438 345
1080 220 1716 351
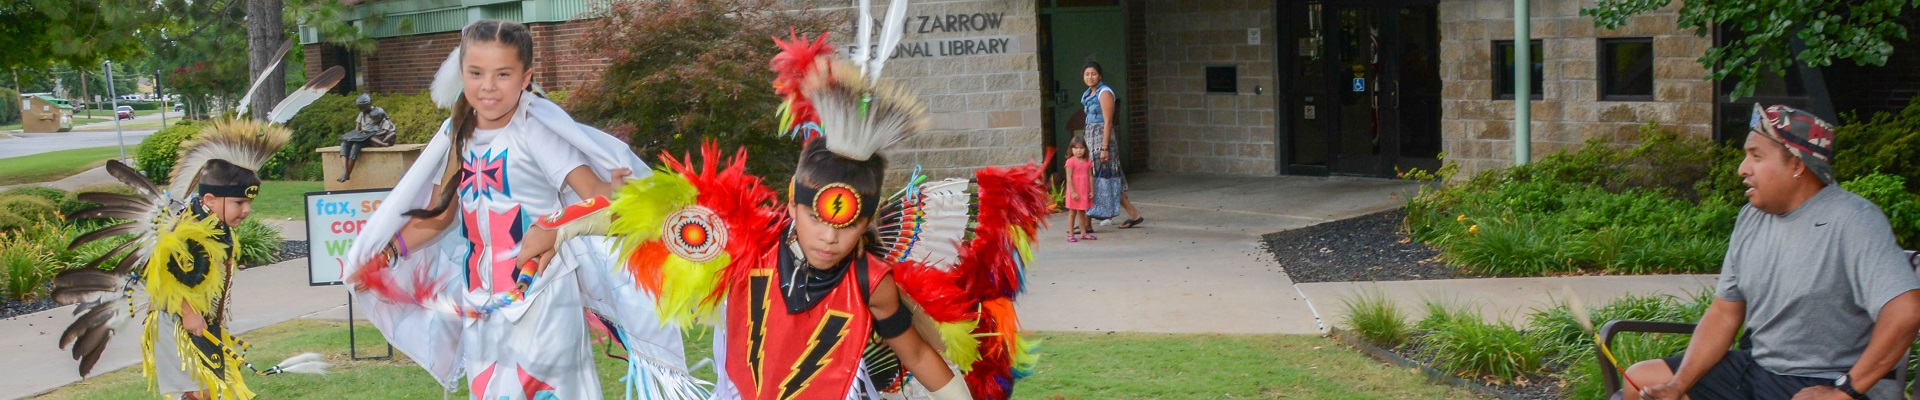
1081 61 1145 228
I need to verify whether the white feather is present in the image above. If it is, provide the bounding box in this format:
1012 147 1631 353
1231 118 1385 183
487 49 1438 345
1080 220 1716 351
234 39 295 119
280 361 333 375
166 120 291 196
266 66 346 124
905 179 972 270
275 352 326 368
852 0 872 70
431 48 464 109
807 63 925 161
867 0 911 79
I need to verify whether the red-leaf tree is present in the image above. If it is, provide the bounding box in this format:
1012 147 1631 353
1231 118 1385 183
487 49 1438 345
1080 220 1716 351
568 0 842 180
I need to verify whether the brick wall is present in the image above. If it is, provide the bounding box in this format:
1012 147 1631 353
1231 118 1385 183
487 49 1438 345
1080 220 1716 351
1140 0 1278 176
1438 0 1713 176
1124 2 1151 170
316 19 611 96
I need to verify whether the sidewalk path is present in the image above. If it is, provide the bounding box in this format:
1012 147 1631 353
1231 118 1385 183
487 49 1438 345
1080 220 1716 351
1 258 348 398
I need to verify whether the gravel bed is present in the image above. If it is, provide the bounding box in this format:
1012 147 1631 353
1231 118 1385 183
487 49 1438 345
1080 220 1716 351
1261 209 1477 283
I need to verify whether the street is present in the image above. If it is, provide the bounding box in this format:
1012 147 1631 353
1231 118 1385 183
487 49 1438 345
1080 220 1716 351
0 110 179 159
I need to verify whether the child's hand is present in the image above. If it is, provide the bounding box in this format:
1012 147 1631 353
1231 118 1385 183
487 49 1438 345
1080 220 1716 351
180 300 208 336
518 227 559 274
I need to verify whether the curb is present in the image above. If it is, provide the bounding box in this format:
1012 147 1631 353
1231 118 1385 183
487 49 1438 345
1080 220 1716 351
1328 327 1528 400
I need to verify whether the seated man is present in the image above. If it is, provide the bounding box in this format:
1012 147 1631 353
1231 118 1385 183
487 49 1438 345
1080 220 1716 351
1628 104 1920 400
338 93 396 182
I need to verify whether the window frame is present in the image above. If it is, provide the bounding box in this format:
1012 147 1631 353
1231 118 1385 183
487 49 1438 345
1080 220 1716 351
1492 39 1545 100
1598 37 1656 102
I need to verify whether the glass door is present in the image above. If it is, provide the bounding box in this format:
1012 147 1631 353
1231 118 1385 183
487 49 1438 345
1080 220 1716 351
1329 5 1387 175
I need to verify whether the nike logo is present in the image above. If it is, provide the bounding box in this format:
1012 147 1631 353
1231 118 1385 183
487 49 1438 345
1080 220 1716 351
1815 222 1829 227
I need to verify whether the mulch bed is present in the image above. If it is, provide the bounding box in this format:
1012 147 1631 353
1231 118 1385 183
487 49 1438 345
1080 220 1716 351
1261 209 1479 283
1283 211 1568 399
4 240 309 319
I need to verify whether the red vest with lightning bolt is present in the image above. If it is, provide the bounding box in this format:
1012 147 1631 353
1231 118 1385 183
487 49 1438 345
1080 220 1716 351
725 248 889 400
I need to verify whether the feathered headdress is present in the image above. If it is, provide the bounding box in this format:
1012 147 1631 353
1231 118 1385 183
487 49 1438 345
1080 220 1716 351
53 39 343 379
770 0 920 162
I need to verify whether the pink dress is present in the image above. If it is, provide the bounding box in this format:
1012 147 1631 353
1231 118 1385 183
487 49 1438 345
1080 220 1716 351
1065 156 1093 211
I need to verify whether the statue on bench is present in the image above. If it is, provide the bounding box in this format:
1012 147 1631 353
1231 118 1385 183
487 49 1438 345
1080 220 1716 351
338 93 396 182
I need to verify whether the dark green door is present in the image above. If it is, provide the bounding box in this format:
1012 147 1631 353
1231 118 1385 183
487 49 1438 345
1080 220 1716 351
1044 6 1127 170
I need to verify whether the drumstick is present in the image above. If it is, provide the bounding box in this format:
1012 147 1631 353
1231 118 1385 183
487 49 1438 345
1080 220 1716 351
1564 285 1642 392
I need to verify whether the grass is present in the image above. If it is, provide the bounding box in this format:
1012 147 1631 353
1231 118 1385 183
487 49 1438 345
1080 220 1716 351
0 146 123 185
37 320 1481 399
1341 289 1411 348
252 180 327 221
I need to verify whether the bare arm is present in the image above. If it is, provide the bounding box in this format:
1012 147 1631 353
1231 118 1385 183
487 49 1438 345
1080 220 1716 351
1650 298 1746 397
1842 290 1920 393
179 298 207 336
517 166 633 272
873 275 957 391
1099 90 1116 150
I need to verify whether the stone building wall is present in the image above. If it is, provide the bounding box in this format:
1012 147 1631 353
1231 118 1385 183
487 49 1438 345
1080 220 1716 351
1438 0 1714 176
827 0 1044 182
1140 0 1278 176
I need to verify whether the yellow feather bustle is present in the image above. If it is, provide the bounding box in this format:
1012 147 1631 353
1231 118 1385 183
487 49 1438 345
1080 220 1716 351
608 171 730 324
144 213 230 316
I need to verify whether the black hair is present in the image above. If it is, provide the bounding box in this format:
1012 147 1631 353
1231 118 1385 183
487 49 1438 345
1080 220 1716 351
199 159 261 190
405 19 538 218
793 138 886 204
1083 61 1104 76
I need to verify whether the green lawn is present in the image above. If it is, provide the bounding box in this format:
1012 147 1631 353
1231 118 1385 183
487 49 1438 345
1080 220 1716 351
36 320 1480 399
252 180 327 221
0 146 124 185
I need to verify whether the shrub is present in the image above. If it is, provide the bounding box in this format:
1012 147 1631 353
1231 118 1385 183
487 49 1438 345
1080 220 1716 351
0 222 65 301
1835 98 1920 193
1416 304 1545 384
1340 289 1410 348
0 210 29 233
0 87 18 126
1840 173 1920 249
232 219 283 266
1540 292 1710 400
135 120 206 183
1404 124 1742 276
275 92 439 180
0 195 61 225
568 0 841 183
62 184 138 217
4 186 70 207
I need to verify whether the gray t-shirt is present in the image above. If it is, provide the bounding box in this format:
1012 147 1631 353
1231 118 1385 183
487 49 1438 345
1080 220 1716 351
1717 185 1920 398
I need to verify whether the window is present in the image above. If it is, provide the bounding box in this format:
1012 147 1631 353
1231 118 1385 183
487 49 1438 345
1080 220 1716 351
1206 66 1238 94
1600 38 1654 100
1493 40 1543 100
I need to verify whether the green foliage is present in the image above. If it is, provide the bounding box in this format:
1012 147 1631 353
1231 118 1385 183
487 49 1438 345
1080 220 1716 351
4 186 70 206
0 210 29 233
61 184 135 217
1340 290 1411 348
232 219 283 266
1583 0 1920 98
0 194 60 226
0 87 18 125
1529 292 1713 400
1415 303 1545 385
568 0 842 182
135 120 206 183
274 92 439 180
1840 173 1920 249
1834 97 1920 193
1405 125 1742 276
0 232 53 301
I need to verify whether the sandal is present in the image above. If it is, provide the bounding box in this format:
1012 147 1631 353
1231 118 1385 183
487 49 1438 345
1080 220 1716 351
1082 232 1097 240
1119 217 1145 229
1068 228 1080 243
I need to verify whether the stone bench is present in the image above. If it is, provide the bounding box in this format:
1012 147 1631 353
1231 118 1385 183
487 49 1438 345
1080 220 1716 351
317 143 429 191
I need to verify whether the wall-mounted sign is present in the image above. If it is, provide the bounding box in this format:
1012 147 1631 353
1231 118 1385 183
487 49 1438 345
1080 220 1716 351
1304 105 1316 120
1352 78 1366 92
1247 28 1261 45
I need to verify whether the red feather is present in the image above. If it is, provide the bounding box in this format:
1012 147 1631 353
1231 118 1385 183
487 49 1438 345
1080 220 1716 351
890 261 975 322
347 253 437 305
770 30 834 138
659 141 784 309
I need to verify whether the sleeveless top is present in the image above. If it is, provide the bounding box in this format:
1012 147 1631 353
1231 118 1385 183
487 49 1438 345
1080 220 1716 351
1081 83 1115 126
725 236 891 399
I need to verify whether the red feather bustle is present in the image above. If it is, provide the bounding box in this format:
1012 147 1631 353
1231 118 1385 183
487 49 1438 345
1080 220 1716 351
771 30 834 139
658 141 784 309
890 262 975 322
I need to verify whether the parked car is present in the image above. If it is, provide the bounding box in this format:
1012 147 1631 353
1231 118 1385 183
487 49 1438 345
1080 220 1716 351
116 106 133 120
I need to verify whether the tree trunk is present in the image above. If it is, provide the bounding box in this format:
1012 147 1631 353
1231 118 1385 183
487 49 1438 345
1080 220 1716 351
246 0 285 121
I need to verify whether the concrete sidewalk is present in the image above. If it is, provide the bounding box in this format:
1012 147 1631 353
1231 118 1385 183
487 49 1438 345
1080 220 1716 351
1014 172 1718 334
0 258 349 399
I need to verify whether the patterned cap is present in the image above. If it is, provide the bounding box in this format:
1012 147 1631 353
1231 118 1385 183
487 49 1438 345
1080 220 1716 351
1750 103 1836 184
